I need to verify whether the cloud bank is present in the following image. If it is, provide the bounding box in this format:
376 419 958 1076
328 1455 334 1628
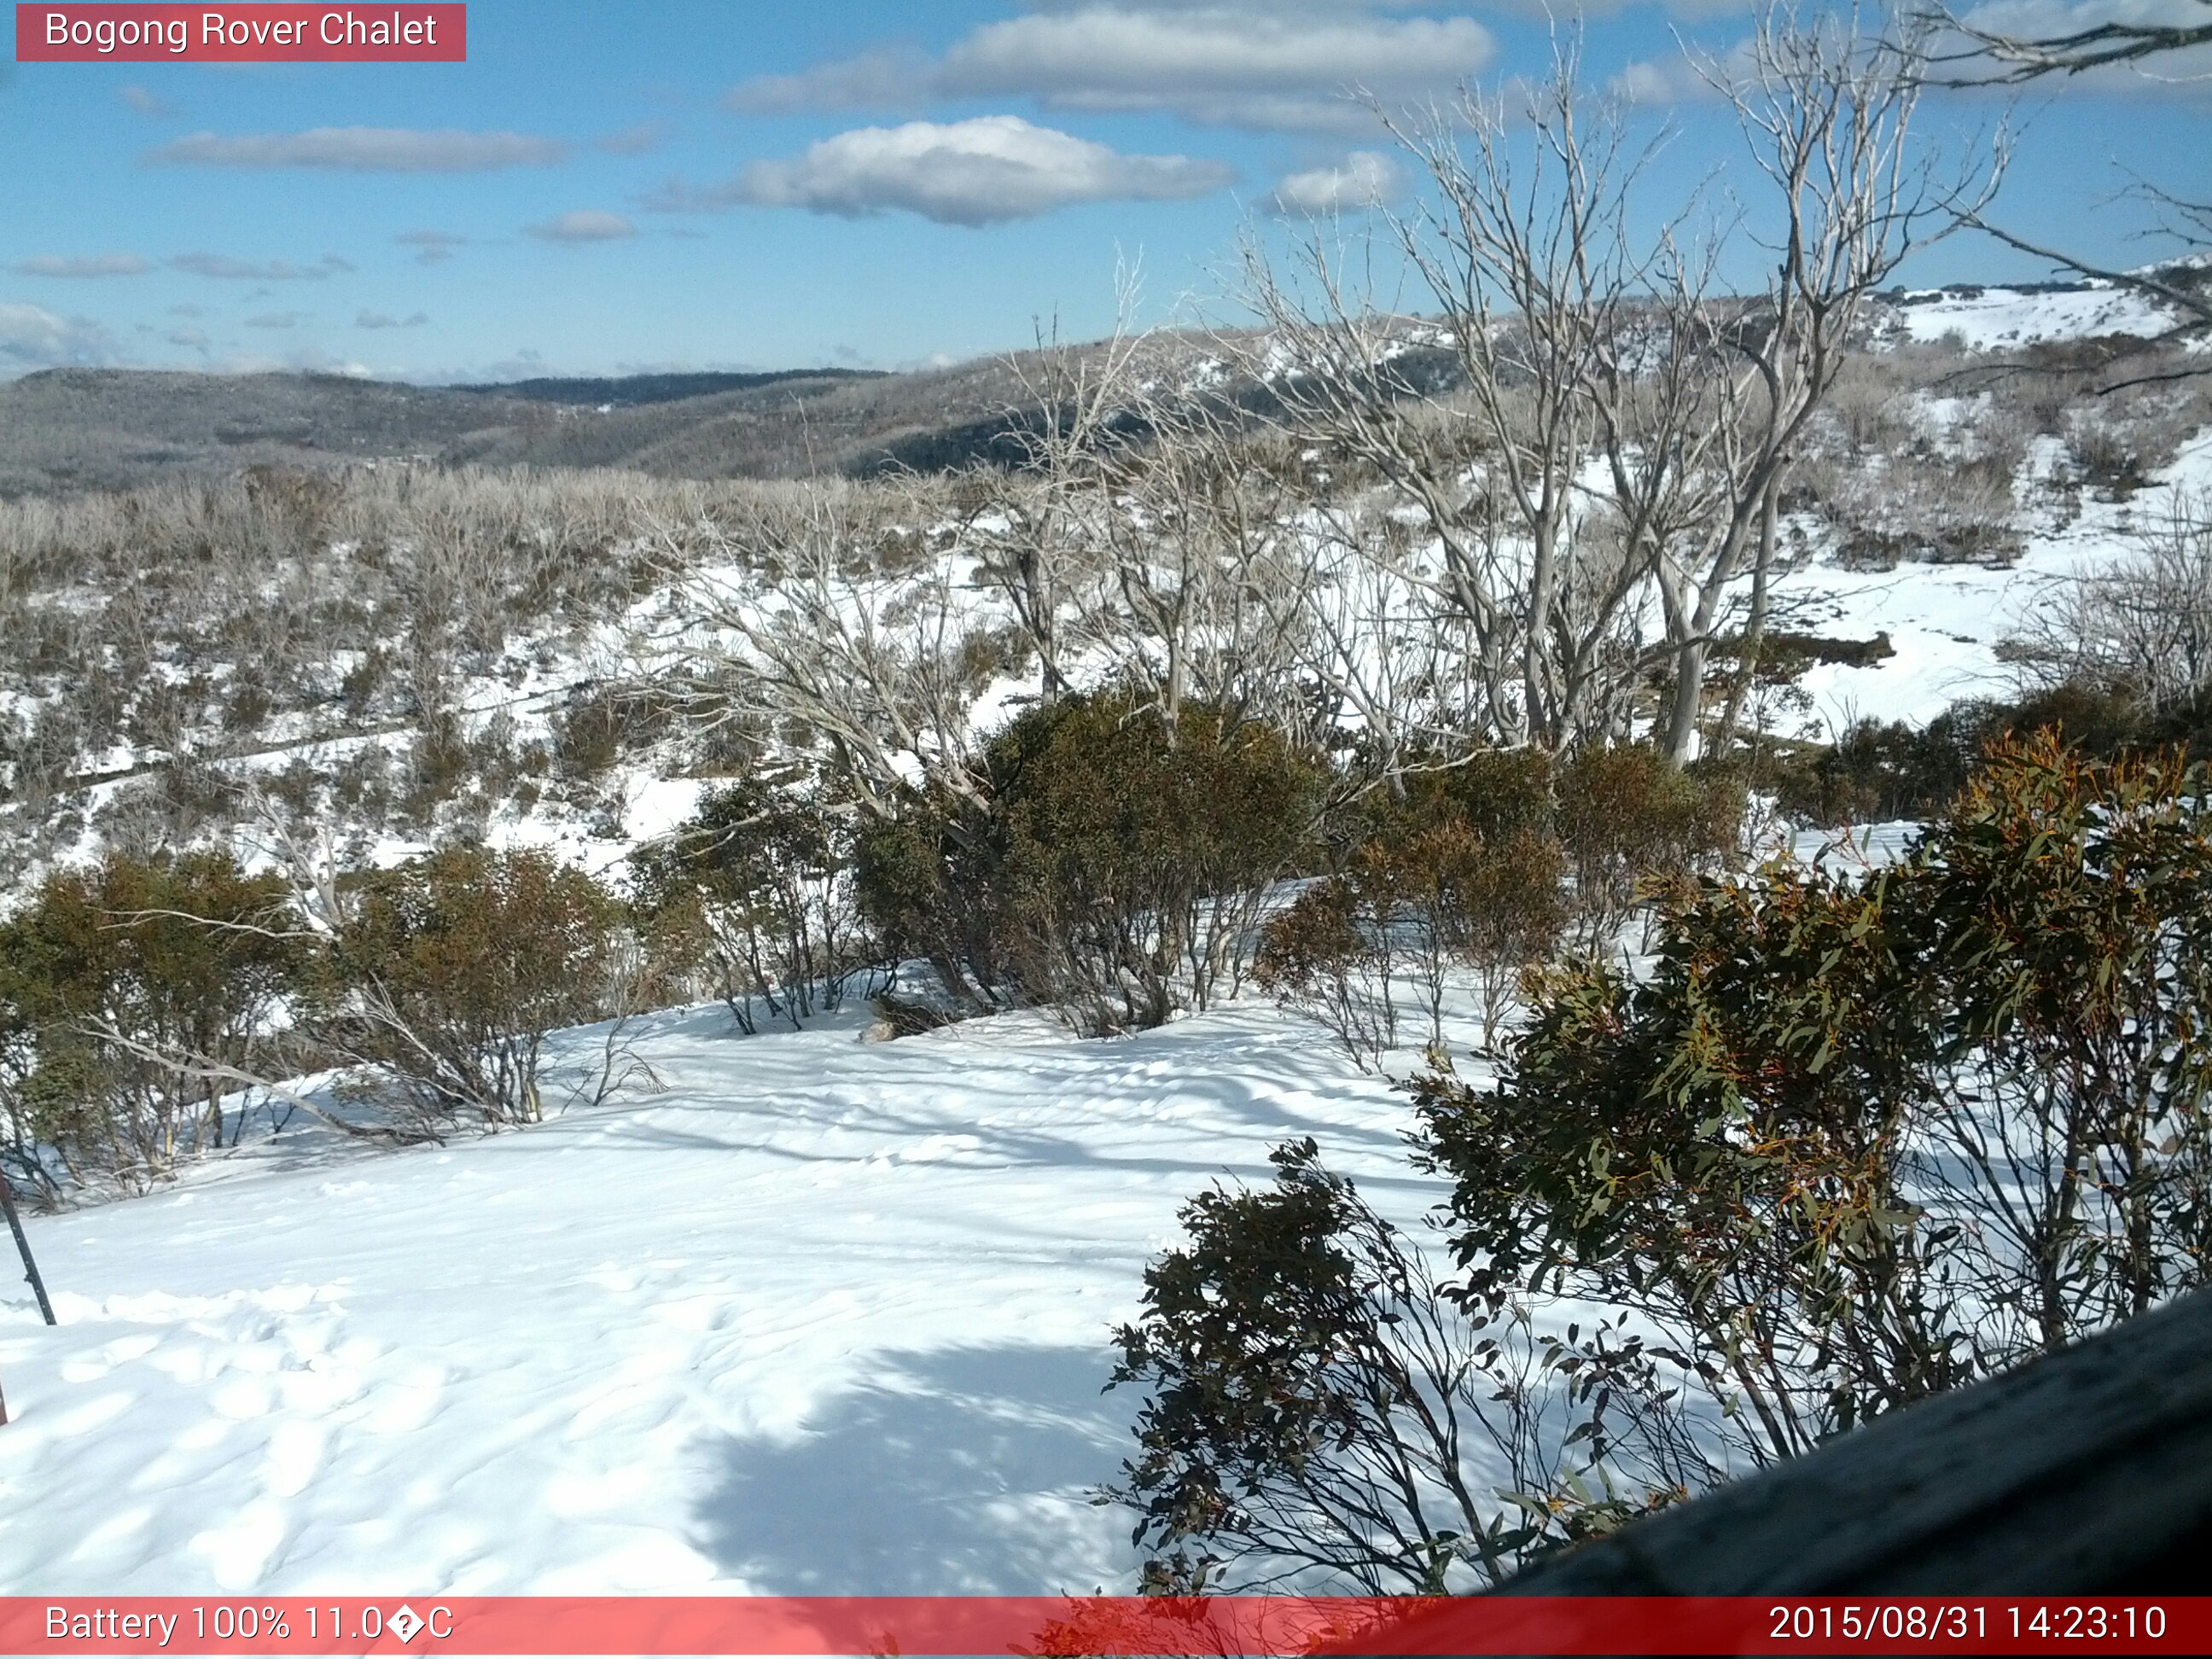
654 115 1232 226
170 253 352 280
10 253 151 277
147 127 567 172
526 211 637 242
727 3 1497 131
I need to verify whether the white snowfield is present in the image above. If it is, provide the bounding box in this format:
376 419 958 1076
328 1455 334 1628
0 1000 1422 1594
1892 281 2179 350
1777 426 2212 732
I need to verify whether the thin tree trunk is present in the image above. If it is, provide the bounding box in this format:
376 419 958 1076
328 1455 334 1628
0 1178 57 1328
1713 474 1782 754
1663 636 1710 765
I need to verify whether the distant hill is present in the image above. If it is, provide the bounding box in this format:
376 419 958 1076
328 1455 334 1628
0 357 1056 498
3 278 2190 499
455 368 886 408
0 370 538 498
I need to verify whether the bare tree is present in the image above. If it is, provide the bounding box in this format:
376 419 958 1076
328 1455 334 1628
1930 2 2210 346
955 276 1326 752
1932 0 2212 84
1062 381 1323 743
640 478 1004 819
958 276 1150 702
1238 9 1996 765
1659 2 2002 760
1240 45 1675 755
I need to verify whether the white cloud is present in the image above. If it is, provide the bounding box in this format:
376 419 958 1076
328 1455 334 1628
10 253 150 277
526 210 637 242
245 311 303 329
596 122 664 155
1267 148 1404 213
119 84 180 117
0 302 114 369
147 127 567 171
358 309 431 329
396 229 467 265
656 114 1231 225
165 328 209 350
1609 52 1729 105
172 253 351 281
728 4 1498 131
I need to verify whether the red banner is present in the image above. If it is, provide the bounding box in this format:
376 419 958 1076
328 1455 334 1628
0 1597 2204 1656
14 5 464 61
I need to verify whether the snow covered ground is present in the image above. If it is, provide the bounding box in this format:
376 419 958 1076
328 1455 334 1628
1775 427 2212 732
1892 280 2178 350
0 998 1427 1594
3 276 2208 1596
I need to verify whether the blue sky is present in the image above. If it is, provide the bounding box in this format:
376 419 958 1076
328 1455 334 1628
3 1 2205 382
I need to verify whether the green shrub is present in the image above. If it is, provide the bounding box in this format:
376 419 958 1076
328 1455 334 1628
551 684 656 781
1361 748 1558 852
1254 866 1402 1068
1256 822 1568 1065
1439 824 1569 1050
859 694 1324 1033
852 785 1016 1012
1768 682 2203 829
1108 1138 1707 1594
306 847 626 1133
990 694 1324 1033
1415 732 2212 1468
1555 743 1742 942
0 853 299 1195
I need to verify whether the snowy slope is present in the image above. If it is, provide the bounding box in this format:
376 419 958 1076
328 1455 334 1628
1765 428 2212 732
1890 281 2178 350
0 998 1426 1594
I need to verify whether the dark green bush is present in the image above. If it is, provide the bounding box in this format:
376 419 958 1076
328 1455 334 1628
1555 742 1743 942
852 784 1016 1012
1109 1138 1708 1594
856 693 1324 1033
1119 731 2212 1593
0 853 299 1195
1416 732 2212 1464
989 695 1324 1033
551 684 661 781
1257 819 1569 1066
1356 746 1557 853
1254 863 1403 1068
1769 681 2210 828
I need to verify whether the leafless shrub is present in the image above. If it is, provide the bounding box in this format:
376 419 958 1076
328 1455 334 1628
639 474 1008 817
2006 492 2212 710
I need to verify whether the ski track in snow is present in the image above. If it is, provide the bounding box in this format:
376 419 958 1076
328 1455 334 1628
0 1001 1431 1594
